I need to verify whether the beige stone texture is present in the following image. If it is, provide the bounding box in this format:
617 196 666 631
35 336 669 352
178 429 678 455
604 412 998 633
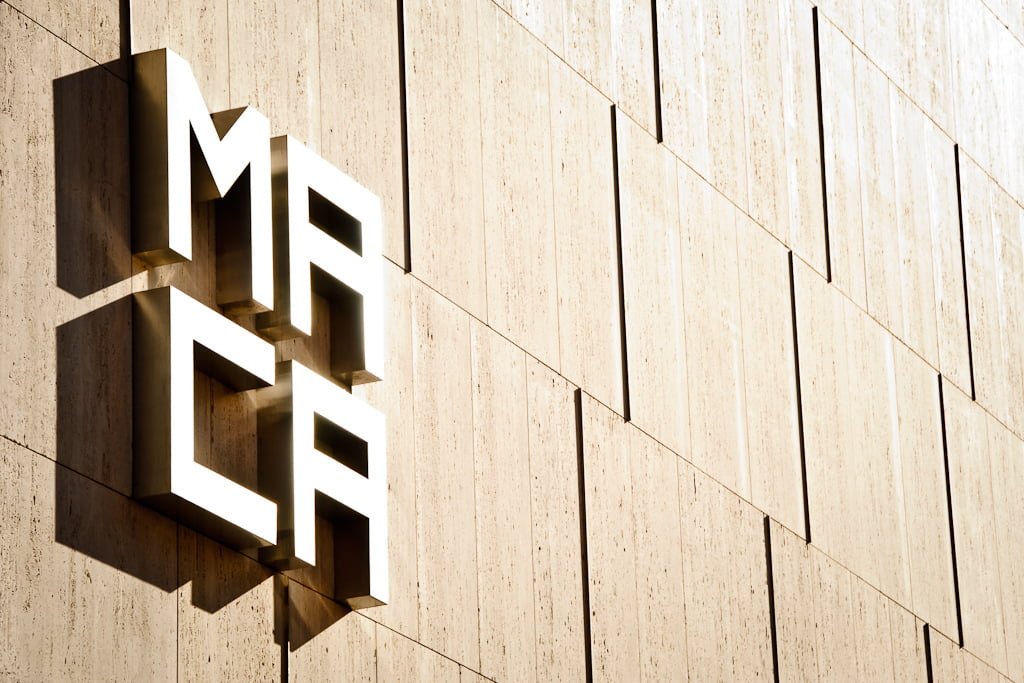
862 0 954 134
411 282 479 668
678 461 773 681
989 423 1024 683
792 259 853 563
794 259 957 635
548 55 624 414
404 0 487 318
288 585 376 682
959 153 1009 421
7 0 1024 677
860 2 899 107
657 0 825 275
129 0 229 108
854 50 902 335
815 0 864 46
493 0 564 52
779 0 830 274
851 578 899 680
981 0 1024 43
579 395 784 682
657 0 748 206
892 344 959 641
526 360 586 682
580 394 641 681
807 540 859 678
7 0 122 72
736 218 805 536
615 110 689 454
897 1 955 134
376 623 461 682
354 263 418 637
851 578 927 682
470 320 536 683
960 152 1024 437
819 22 962 368
890 607 929 682
629 427 687 682
820 25 970 393
318 0 405 266
177 528 279 682
562 0 657 135
679 171 746 491
815 1 955 137
679 167 804 535
459 667 489 683
584 398 773 683
930 627 1012 683
818 16 867 305
0 440 177 681
741 0 787 237
945 378 1002 667
743 0 828 274
892 96 971 395
769 520 820 682
943 378 1024 680
479 3 560 369
0 3 137 491
227 0 320 147
770 520 927 681
950 0 1024 206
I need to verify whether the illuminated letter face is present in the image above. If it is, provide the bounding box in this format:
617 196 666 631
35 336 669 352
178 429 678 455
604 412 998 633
258 361 388 608
133 286 278 548
130 48 388 609
132 48 273 311
257 136 384 385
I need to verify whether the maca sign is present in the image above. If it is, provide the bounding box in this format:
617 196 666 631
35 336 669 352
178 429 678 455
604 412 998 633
130 49 387 609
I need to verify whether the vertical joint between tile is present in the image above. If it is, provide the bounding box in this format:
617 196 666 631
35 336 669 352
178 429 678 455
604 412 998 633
788 251 812 543
936 376 965 647
764 516 781 683
610 105 631 422
953 144 975 400
811 6 832 283
275 575 290 683
650 0 664 143
573 389 594 683
397 0 412 273
923 623 934 683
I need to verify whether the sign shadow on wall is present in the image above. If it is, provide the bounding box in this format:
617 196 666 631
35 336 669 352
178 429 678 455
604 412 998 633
52 61 349 649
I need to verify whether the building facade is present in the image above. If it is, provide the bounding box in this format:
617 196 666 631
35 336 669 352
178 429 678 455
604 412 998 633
2 0 1023 680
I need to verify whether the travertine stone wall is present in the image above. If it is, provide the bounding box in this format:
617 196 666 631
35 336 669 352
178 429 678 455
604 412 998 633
2 0 1024 680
